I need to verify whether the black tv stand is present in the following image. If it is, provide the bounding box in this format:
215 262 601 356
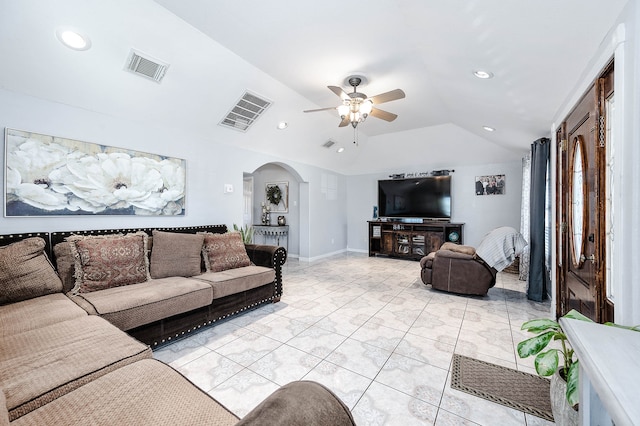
368 220 464 260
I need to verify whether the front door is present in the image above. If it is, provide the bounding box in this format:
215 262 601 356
556 69 611 322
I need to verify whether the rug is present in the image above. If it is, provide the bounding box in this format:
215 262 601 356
450 354 554 422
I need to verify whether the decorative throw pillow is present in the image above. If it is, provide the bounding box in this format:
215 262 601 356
149 230 205 279
67 232 150 294
0 237 63 305
200 232 251 272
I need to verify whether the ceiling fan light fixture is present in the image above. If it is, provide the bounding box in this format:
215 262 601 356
338 104 350 118
360 99 373 116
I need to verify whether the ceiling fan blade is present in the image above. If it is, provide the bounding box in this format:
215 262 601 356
370 107 398 122
338 116 351 127
303 106 337 113
328 85 350 101
369 89 405 105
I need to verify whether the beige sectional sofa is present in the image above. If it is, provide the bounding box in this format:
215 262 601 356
48 225 287 346
0 227 355 425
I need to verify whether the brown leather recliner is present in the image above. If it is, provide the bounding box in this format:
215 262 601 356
420 242 497 296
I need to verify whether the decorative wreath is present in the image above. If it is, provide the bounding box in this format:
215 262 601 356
266 185 282 205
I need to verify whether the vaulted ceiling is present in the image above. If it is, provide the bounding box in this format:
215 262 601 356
0 0 628 174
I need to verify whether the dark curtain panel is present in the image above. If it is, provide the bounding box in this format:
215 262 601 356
528 137 550 301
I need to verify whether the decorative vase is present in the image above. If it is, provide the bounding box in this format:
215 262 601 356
277 216 286 225
550 368 579 426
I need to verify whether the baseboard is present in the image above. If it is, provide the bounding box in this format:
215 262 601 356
298 248 347 262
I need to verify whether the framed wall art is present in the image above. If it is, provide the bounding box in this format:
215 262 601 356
4 128 186 216
475 174 505 195
265 181 288 213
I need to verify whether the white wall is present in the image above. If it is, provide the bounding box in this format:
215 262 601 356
0 88 348 262
347 160 523 252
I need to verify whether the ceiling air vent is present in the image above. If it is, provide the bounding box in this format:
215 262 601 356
219 91 272 132
322 140 336 148
124 49 169 83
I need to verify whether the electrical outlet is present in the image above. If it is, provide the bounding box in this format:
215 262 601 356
224 184 233 193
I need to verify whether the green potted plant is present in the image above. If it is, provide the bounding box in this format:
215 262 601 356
517 309 590 425
518 310 640 425
233 224 254 244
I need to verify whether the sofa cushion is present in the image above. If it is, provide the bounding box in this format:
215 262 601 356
70 277 213 331
150 230 204 279
201 232 251 272
0 316 151 421
0 293 87 337
11 359 239 426
52 241 77 293
197 265 275 299
0 237 62 305
0 388 8 426
67 232 150 294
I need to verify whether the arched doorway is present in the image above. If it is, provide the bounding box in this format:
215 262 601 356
246 162 308 259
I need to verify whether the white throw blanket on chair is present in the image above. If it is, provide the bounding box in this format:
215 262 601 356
475 227 528 272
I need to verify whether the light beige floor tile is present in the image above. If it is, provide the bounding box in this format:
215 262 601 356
303 360 372 409
208 369 280 418
244 314 310 342
395 332 455 370
160 254 550 422
375 353 448 406
353 381 438 426
326 338 392 379
286 324 347 357
153 340 212 368
350 321 406 352
214 331 282 366
246 344 322 385
176 351 244 392
434 408 481 425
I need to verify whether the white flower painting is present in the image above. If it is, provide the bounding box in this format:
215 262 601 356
4 129 186 216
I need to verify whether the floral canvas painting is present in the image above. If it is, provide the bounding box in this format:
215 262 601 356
4 128 186 216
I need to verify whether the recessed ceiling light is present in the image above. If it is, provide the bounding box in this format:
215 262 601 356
277 122 288 130
336 147 345 153
473 70 493 79
56 27 91 51
483 126 495 132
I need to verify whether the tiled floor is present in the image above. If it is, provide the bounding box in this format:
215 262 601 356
154 253 555 425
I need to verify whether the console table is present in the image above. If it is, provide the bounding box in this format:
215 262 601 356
560 317 640 425
253 225 288 250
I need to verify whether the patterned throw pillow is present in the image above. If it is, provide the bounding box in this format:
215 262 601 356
0 237 63 304
200 232 251 272
67 232 150 294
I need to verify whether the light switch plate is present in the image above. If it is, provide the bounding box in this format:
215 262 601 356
224 184 233 193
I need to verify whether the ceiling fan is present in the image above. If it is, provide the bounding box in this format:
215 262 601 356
304 75 405 128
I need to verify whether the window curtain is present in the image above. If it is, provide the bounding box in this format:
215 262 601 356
527 137 551 301
519 153 531 282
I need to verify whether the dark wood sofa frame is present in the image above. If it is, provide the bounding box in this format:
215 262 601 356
1 225 287 348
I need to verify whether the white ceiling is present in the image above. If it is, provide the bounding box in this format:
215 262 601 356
0 0 628 174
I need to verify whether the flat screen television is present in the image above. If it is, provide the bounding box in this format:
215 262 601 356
378 176 451 220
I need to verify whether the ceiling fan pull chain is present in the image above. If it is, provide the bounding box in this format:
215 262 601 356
353 127 358 146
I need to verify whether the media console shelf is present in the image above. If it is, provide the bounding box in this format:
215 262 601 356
368 221 464 260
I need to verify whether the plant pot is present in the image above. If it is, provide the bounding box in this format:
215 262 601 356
550 368 579 426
